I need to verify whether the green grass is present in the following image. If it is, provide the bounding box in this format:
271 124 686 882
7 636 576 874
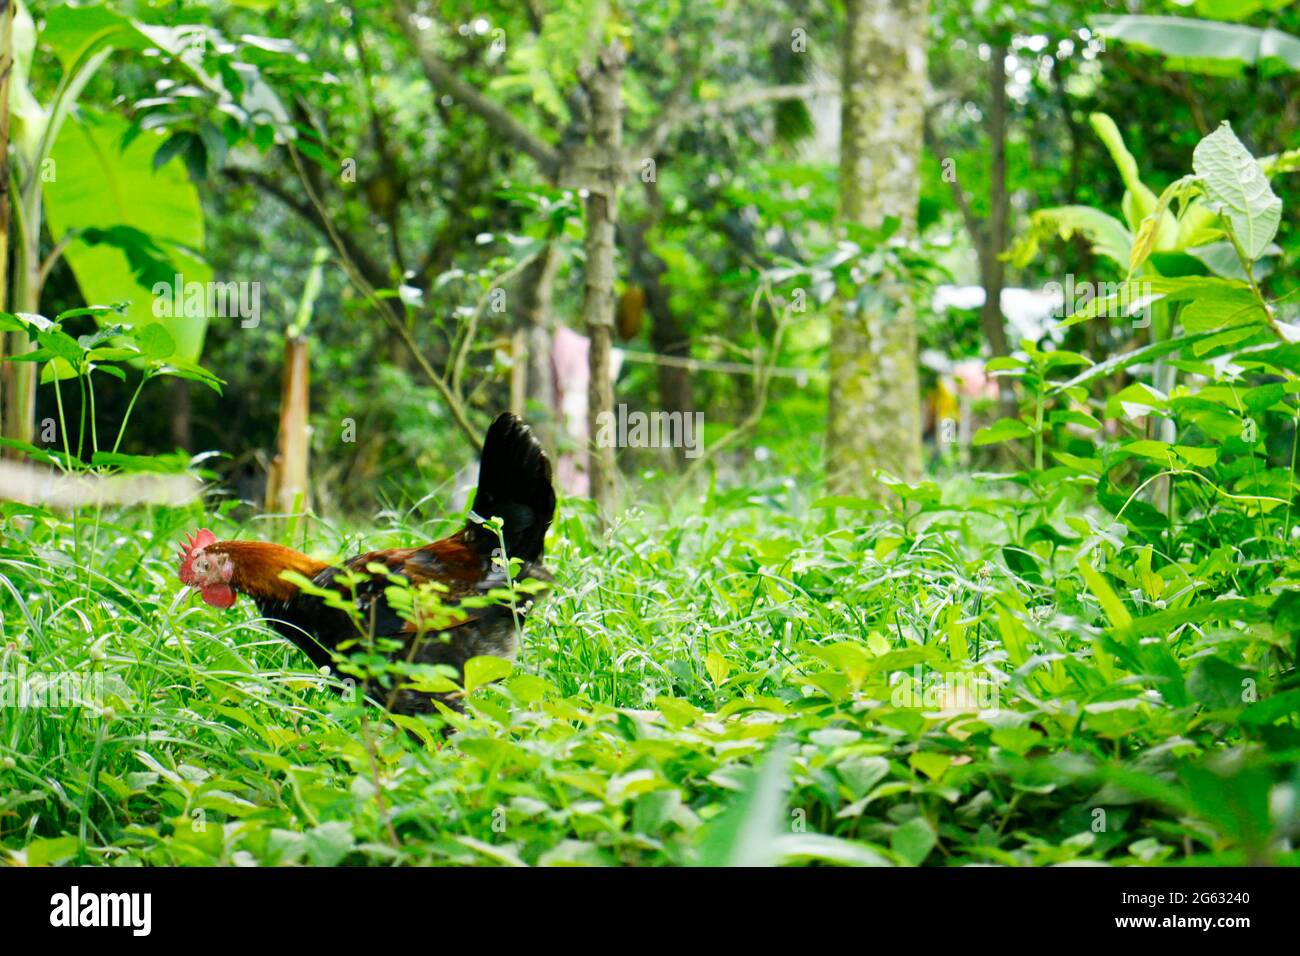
2 469 1298 867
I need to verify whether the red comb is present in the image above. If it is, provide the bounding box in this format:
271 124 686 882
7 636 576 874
178 529 217 584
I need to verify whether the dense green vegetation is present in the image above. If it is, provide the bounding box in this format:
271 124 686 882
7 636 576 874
4 452 1300 866
2 0 1300 867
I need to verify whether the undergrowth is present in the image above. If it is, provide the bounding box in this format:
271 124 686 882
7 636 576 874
2 467 1298 866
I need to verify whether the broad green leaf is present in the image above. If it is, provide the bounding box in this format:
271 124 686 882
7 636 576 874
908 752 951 782
1178 287 1269 332
137 323 178 360
90 451 192 473
991 725 1044 755
890 817 937 866
536 840 608 867
41 4 154 69
36 329 83 363
46 110 211 361
1193 122 1283 260
1120 439 1177 463
1106 382 1169 419
1174 444 1218 467
1093 14 1300 76
695 744 792 867
1239 688 1300 726
42 5 291 127
20 836 81 866
1050 409 1102 430
456 836 528 867
1196 0 1293 24
304 821 355 866
703 649 731 686
1007 205 1131 268
1187 657 1254 710
973 418 1032 446
986 355 1029 372
463 655 514 694
1042 350 1092 372
0 311 31 333
773 833 892 867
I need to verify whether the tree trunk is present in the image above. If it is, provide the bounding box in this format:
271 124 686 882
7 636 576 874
0 0 19 452
265 335 311 515
2 192 39 454
827 0 928 495
0 0 13 314
2 0 37 456
580 43 624 515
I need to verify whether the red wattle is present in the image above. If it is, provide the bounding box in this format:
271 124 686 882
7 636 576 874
201 584 237 609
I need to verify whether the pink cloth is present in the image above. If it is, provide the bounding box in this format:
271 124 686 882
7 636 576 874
550 325 623 497
552 326 590 496
954 359 999 400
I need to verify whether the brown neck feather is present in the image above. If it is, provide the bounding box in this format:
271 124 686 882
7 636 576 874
210 541 333 603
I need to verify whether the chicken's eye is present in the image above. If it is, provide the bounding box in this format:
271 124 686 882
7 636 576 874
194 558 208 574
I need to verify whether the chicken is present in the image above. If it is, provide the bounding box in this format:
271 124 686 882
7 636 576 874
177 413 555 716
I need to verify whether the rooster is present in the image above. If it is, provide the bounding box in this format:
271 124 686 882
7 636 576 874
177 413 555 716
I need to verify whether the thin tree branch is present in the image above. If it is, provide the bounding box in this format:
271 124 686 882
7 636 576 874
37 231 76 289
223 165 396 302
449 251 540 397
922 111 982 243
351 7 408 274
393 0 561 175
282 143 483 451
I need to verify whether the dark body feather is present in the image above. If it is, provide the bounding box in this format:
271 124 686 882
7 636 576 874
252 535 552 715
228 413 555 716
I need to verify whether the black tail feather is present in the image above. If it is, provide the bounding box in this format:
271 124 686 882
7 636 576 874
466 413 555 562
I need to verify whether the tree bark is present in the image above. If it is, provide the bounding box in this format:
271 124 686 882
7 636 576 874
827 0 928 495
580 43 625 515
2 184 40 455
0 0 21 452
265 334 311 514
0 0 12 314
